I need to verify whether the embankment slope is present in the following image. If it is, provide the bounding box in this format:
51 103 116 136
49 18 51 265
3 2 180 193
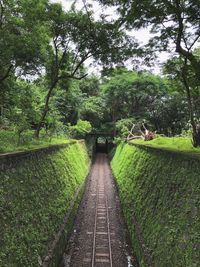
112 143 200 267
0 141 90 267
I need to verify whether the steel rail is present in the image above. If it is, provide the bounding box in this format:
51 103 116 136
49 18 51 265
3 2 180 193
91 183 99 267
91 155 113 267
105 195 113 267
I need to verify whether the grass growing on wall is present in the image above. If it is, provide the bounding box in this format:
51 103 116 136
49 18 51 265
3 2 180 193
0 141 90 267
112 143 200 267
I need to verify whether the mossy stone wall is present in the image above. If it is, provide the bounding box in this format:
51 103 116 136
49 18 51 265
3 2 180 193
112 143 200 267
0 141 90 267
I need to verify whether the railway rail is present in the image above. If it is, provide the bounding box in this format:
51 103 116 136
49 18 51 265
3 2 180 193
91 183 112 265
61 154 135 267
83 156 113 266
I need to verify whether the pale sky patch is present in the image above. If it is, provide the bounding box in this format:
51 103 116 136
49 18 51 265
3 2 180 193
50 0 170 75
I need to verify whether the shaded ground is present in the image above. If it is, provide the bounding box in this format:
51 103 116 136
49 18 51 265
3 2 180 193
59 153 137 267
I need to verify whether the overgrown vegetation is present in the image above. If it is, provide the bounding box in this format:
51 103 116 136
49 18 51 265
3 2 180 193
1 0 200 265
132 136 200 155
0 141 90 266
0 118 92 153
1 0 200 147
0 130 70 153
112 143 200 267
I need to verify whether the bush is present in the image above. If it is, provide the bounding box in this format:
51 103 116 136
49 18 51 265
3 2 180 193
68 120 92 138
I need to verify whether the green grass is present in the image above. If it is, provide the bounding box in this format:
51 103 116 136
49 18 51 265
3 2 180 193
0 130 71 153
112 143 200 267
131 136 200 154
0 141 90 267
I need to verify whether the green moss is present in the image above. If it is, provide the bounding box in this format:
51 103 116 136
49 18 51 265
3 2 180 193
0 141 90 267
112 143 200 267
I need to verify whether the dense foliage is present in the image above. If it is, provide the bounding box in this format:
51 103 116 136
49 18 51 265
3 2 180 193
98 0 200 145
99 0 200 79
1 1 200 266
99 68 192 136
1 0 200 146
112 143 200 267
0 0 133 139
1 65 196 148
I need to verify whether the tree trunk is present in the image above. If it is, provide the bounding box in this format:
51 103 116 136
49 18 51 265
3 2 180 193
112 103 117 136
182 63 200 147
175 4 200 83
0 65 13 84
35 81 57 138
192 126 200 148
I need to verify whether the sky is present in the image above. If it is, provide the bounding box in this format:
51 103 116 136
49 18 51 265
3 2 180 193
50 0 170 75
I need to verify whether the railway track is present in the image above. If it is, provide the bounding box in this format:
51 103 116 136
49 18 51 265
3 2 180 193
62 153 135 267
83 155 113 267
91 185 112 266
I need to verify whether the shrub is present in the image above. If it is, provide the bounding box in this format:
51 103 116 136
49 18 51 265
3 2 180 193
68 119 92 138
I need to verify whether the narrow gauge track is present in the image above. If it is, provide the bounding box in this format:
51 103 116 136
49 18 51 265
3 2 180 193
62 153 134 267
91 159 113 267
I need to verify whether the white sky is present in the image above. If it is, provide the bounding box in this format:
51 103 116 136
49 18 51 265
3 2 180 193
50 0 170 75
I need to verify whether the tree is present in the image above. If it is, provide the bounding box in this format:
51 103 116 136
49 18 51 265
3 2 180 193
79 95 107 129
34 3 134 138
0 0 49 84
77 76 108 130
0 0 50 135
79 76 100 97
99 0 200 82
101 68 168 134
148 91 188 135
55 80 83 125
164 56 200 146
68 119 92 138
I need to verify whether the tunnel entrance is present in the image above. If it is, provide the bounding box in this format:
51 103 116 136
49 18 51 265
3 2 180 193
86 132 115 154
96 137 108 153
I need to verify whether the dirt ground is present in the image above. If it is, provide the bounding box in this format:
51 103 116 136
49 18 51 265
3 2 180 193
59 153 137 267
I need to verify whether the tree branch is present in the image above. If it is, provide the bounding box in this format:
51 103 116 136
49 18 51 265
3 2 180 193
70 51 91 77
0 0 4 28
58 38 71 69
0 64 13 83
174 0 200 81
188 34 200 50
67 73 88 80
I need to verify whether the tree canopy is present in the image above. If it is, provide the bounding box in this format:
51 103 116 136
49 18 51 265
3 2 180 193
1 0 200 146
99 0 200 81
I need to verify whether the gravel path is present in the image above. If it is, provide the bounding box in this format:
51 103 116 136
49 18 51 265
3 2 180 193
59 153 136 267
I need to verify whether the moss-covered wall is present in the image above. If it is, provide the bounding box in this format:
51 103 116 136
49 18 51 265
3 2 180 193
112 143 200 267
0 141 90 267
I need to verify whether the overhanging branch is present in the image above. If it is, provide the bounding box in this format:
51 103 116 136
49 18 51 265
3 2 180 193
0 64 13 83
67 73 88 80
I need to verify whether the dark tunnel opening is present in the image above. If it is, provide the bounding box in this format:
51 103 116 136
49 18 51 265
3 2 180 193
95 137 108 153
95 137 114 154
